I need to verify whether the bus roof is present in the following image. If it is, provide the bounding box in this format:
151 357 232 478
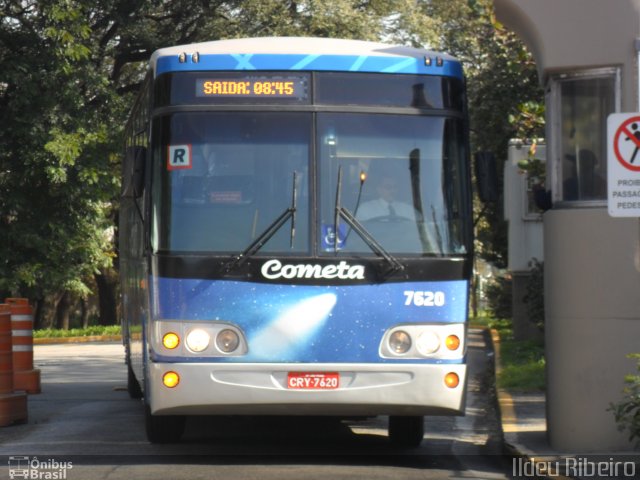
151 37 462 79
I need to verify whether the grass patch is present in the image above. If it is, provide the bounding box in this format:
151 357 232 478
34 325 121 339
476 316 546 392
498 339 546 391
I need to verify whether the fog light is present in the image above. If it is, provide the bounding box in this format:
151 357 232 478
216 329 240 353
388 330 411 354
162 332 180 350
163 371 180 388
186 328 210 353
445 334 461 351
444 372 459 388
416 331 440 355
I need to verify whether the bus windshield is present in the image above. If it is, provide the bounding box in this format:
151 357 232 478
151 112 311 254
318 114 468 256
151 111 468 256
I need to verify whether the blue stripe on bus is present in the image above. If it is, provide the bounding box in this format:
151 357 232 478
155 53 463 78
150 277 468 364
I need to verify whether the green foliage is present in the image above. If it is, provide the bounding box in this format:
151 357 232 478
499 355 546 391
492 319 546 392
516 141 546 185
34 325 121 338
523 259 545 331
609 354 640 448
0 0 123 304
485 275 512 320
487 317 512 336
417 0 544 268
509 101 546 142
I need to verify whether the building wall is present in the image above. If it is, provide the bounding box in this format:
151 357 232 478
504 141 545 273
494 0 640 451
494 0 640 82
504 141 545 340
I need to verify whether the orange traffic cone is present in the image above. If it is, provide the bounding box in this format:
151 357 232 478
5 299 41 394
0 304 27 426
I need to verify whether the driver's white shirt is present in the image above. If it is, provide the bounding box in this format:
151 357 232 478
357 198 415 221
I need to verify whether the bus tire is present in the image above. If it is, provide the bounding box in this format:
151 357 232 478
144 404 186 444
127 362 143 400
388 416 424 448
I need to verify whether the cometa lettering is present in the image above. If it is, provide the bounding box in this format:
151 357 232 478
261 259 365 280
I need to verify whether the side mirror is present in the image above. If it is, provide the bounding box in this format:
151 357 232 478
122 146 147 198
474 152 499 203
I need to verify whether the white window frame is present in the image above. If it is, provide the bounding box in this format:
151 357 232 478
547 67 621 207
522 151 545 221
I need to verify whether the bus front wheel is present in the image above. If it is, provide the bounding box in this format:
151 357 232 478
144 404 186 444
388 415 424 448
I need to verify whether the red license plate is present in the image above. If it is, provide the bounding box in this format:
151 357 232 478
287 372 340 390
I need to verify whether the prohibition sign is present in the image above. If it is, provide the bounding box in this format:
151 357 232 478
613 115 640 172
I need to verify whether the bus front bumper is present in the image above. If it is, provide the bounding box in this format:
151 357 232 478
148 362 467 417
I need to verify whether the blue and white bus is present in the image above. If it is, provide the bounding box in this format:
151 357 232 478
120 37 473 446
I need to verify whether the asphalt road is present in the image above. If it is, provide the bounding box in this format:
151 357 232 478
0 329 514 480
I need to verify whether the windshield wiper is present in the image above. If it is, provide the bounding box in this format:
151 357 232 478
333 166 404 278
222 171 298 273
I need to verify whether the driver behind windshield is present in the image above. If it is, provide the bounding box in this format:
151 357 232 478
357 175 416 221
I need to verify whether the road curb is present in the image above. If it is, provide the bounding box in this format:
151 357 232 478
489 327 574 479
490 329 518 435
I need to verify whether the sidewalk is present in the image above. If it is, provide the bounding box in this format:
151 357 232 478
492 328 554 458
491 329 640 479
501 389 575 477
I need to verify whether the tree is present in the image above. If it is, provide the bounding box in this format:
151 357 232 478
0 0 544 326
413 0 544 268
0 0 234 325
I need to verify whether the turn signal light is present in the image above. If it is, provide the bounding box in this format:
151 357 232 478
445 335 461 351
163 371 180 388
162 332 180 350
444 372 459 389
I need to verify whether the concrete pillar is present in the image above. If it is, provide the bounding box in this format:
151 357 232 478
495 0 640 452
544 209 640 451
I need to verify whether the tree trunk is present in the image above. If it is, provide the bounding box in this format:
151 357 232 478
95 270 118 326
81 297 89 328
55 291 72 330
33 297 45 330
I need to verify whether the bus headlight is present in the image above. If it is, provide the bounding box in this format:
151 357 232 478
416 331 440 355
156 321 248 357
388 330 412 354
380 323 465 359
216 329 240 353
186 328 210 353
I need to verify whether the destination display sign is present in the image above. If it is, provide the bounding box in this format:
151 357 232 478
196 76 308 100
